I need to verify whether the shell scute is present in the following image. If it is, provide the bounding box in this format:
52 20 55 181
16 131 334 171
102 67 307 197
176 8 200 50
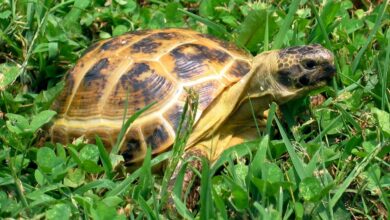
160 42 233 82
102 61 176 118
163 103 185 132
121 129 143 162
67 58 111 117
143 123 171 150
226 59 252 80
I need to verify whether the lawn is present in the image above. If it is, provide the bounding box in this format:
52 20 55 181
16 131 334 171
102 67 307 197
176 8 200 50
0 0 389 219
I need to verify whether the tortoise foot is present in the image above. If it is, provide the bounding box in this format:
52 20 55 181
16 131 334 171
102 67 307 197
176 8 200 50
167 150 204 213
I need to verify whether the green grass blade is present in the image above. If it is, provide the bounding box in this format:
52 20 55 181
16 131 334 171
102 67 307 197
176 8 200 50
172 162 188 197
274 116 307 180
105 170 141 198
105 151 171 198
137 197 157 220
329 144 383 208
172 194 194 219
199 158 212 219
74 179 116 195
211 142 257 175
272 0 301 49
178 8 229 37
95 135 113 179
266 102 277 138
308 0 334 50
264 10 269 51
149 0 228 38
312 115 342 143
250 135 269 177
112 102 155 154
380 29 390 110
160 91 198 207
211 187 228 219
334 104 362 132
351 1 388 74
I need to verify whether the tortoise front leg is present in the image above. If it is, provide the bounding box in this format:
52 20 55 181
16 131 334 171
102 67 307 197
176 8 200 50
167 149 205 212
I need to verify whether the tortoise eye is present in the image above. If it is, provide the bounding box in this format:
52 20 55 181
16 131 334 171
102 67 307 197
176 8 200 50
303 59 317 69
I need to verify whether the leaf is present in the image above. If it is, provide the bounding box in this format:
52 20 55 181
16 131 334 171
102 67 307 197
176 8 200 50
236 7 276 52
113 25 128 36
63 0 91 34
34 81 64 111
165 2 180 22
299 177 322 202
371 107 390 137
45 203 71 220
115 0 127 5
92 201 125 220
30 110 57 133
0 63 20 91
37 147 63 173
79 144 99 162
64 168 85 188
261 162 283 183
5 113 29 134
294 202 304 220
0 10 11 19
81 160 103 174
102 196 123 207
230 183 249 211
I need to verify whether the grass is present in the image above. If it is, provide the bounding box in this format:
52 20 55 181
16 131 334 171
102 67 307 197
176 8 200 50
1 0 389 219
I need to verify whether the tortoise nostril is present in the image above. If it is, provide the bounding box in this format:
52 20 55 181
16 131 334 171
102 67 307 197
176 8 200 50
298 75 310 86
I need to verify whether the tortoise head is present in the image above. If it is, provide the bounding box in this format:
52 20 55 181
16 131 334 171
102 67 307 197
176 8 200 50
251 44 336 103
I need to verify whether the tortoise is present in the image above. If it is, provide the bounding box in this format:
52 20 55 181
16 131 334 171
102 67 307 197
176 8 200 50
50 28 335 207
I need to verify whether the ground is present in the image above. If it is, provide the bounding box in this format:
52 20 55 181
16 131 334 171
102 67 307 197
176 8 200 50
0 0 389 219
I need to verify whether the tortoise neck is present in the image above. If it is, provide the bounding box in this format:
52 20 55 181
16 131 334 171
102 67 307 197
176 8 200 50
243 52 279 101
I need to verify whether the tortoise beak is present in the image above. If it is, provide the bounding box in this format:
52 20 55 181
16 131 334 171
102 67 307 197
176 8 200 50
296 64 336 88
317 64 336 82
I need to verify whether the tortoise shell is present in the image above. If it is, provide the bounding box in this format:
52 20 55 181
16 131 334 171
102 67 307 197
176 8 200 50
51 28 253 163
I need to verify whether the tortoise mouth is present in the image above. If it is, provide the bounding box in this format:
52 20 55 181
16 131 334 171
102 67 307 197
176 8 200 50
316 64 336 83
296 64 336 88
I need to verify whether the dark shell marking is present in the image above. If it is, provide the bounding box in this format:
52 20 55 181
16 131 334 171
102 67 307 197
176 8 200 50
145 124 170 150
170 43 231 79
103 61 175 117
82 58 109 85
189 80 222 110
67 58 111 117
131 32 179 53
123 139 141 162
228 60 251 78
164 104 185 131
